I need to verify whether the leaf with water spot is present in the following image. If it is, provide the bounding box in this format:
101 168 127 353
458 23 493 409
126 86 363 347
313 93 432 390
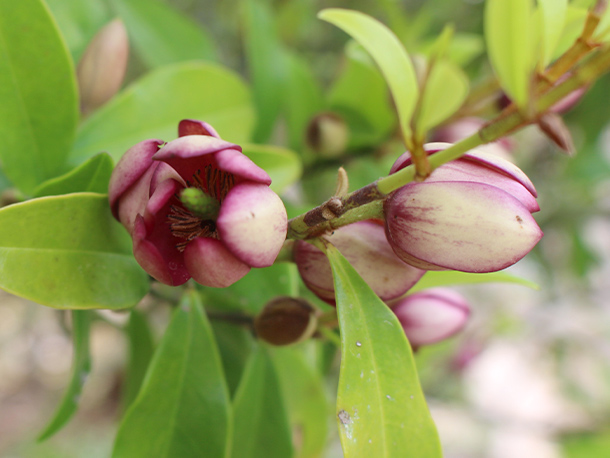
326 244 442 457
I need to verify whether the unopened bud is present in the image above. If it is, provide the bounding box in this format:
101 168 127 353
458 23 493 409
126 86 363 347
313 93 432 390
306 113 348 158
254 297 317 346
538 113 575 156
77 19 129 115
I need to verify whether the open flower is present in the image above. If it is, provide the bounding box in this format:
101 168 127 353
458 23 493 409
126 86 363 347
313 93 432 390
384 143 543 272
294 220 425 304
109 119 288 287
391 288 470 348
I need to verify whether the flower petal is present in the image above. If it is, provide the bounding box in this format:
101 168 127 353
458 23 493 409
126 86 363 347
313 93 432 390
178 119 220 138
214 149 271 185
385 181 543 272
184 237 251 287
217 183 287 267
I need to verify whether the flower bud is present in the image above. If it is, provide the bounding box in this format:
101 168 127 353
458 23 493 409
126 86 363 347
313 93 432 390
77 19 129 115
391 288 470 347
306 113 349 158
254 297 317 346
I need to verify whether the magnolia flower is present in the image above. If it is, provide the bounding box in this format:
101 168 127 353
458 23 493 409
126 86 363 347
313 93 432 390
391 288 470 348
294 220 425 304
384 143 543 272
109 119 288 287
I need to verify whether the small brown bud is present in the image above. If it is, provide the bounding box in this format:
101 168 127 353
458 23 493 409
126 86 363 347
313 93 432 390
538 113 575 156
254 297 317 346
306 113 348 158
77 19 129 115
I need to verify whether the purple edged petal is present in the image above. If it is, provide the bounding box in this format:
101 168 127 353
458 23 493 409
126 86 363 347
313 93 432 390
384 181 543 273
178 119 220 138
214 149 271 185
389 143 451 174
217 183 287 267
109 139 163 218
184 237 251 287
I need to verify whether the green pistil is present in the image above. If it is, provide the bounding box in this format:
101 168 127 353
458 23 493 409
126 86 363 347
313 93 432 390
180 187 220 220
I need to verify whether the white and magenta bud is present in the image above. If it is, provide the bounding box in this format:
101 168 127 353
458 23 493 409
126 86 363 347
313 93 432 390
77 19 129 115
384 143 543 272
391 288 470 348
294 220 425 304
109 119 288 287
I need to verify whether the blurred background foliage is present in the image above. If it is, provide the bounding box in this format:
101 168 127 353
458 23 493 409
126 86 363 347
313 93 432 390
1 0 610 457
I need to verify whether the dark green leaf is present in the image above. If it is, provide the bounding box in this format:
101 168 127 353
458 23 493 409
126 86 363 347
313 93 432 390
0 0 78 194
211 321 255 398
241 143 302 194
33 153 114 197
71 62 255 164
122 309 155 410
108 0 216 67
38 310 91 441
231 344 294 458
326 244 442 458
113 292 231 458
0 193 149 309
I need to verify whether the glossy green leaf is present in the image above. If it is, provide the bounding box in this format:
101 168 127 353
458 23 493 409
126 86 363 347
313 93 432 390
45 0 111 62
108 0 216 67
33 153 114 197
242 0 287 143
272 347 328 458
113 292 231 458
71 62 254 164
0 193 149 309
319 9 419 144
241 143 302 194
122 309 155 411
326 244 442 458
485 0 536 109
38 310 91 441
328 42 396 149
410 270 539 292
0 0 79 194
231 345 294 458
211 321 255 397
538 0 568 67
416 59 469 135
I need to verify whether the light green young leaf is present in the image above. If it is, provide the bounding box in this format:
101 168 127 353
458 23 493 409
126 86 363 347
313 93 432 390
122 309 155 411
231 345 294 458
241 143 302 195
33 153 114 197
38 310 91 441
0 0 78 194
319 9 419 145
538 0 568 67
553 7 588 60
272 347 328 458
113 292 231 458
108 0 216 67
416 59 469 135
326 244 442 458
485 0 536 110
71 62 254 164
410 270 539 293
0 193 149 309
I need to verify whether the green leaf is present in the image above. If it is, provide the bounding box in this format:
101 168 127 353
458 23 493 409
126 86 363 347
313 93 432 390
108 0 216 67
328 42 396 149
319 9 419 145
0 0 78 194
231 345 294 458
241 143 302 194
553 7 588 60
485 0 536 109
326 244 442 458
538 0 568 67
113 292 231 458
211 321 255 398
122 309 155 411
242 0 287 143
38 310 91 441
33 153 114 197
411 270 539 292
272 347 328 458
70 62 255 164
416 59 469 135
0 193 149 309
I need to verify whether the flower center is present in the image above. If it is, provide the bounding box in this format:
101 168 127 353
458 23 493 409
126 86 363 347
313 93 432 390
167 166 235 252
